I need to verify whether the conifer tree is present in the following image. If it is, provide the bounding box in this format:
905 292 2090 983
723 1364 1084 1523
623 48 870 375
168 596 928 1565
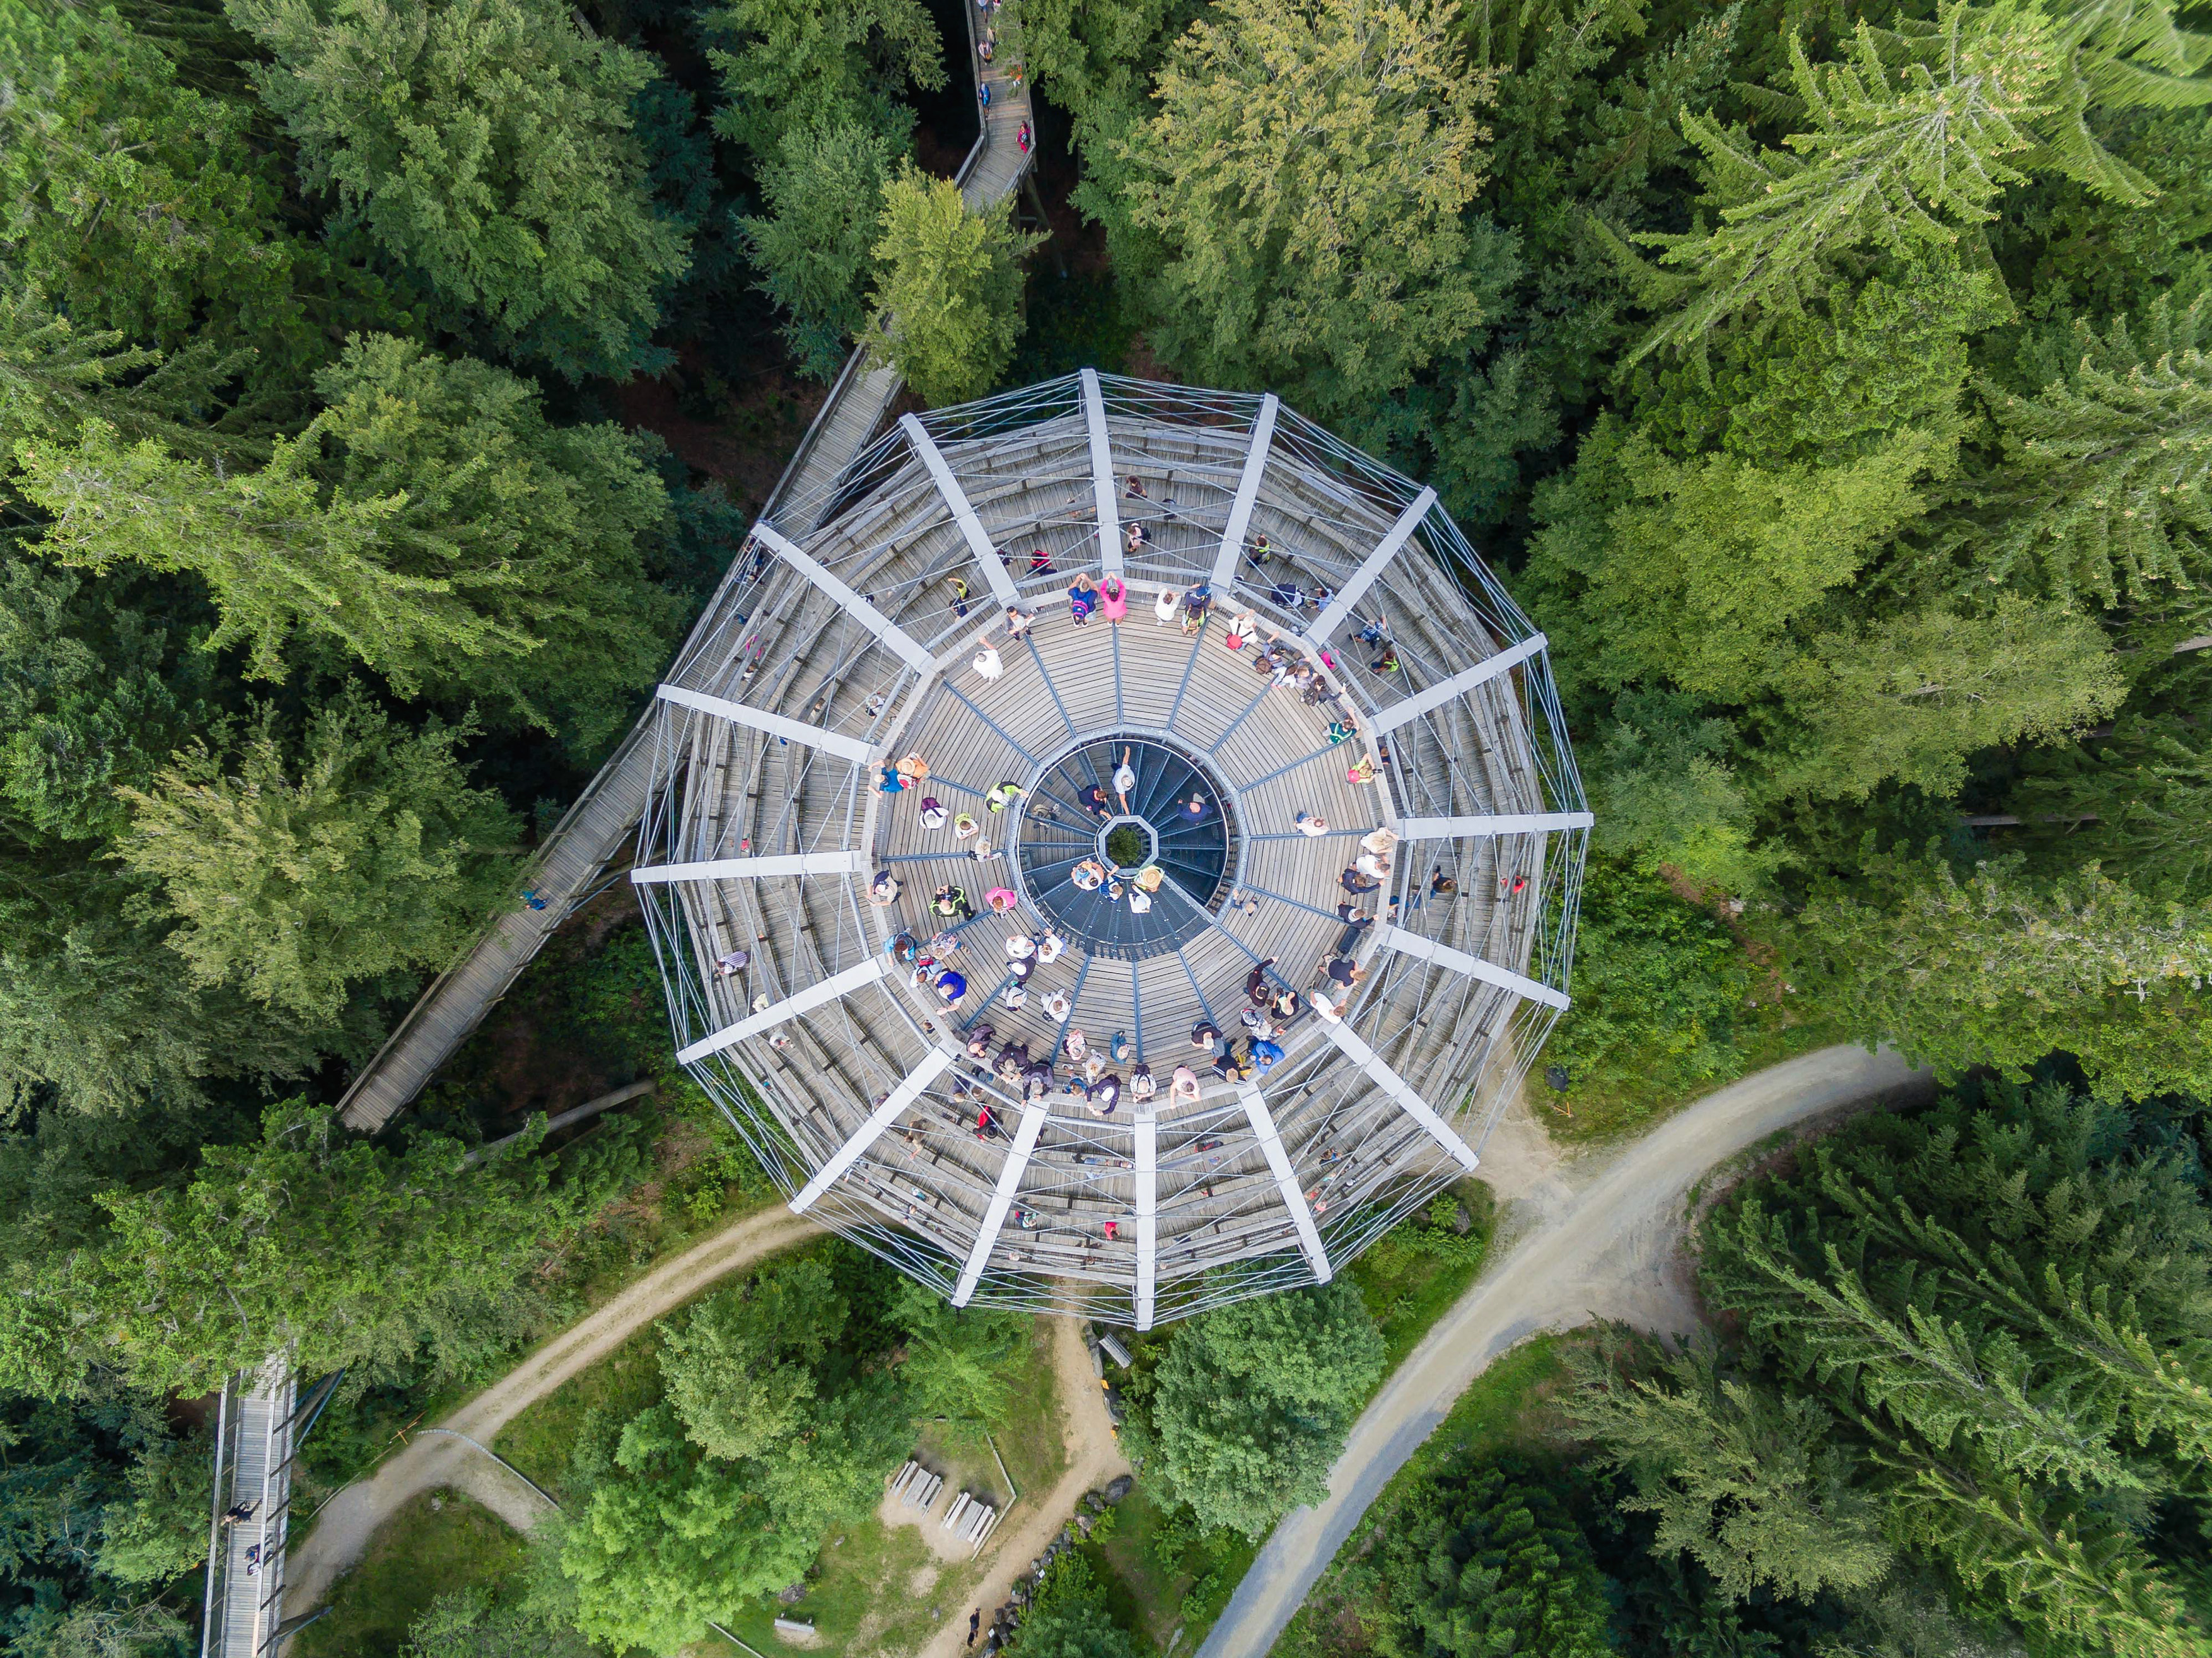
114 692 520 1024
702 0 943 160
1774 594 2124 801
1616 4 2058 361
1980 290 2212 606
1564 1336 1891 1599
736 121 897 380
1118 0 1498 420
0 288 250 458
17 337 680 753
1790 852 2212 1094
0 2 308 360
2011 708 2212 900
224 0 690 379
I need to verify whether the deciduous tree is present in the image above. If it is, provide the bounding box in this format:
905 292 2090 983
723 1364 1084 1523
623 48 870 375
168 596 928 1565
866 168 1040 407
1148 1278 1383 1538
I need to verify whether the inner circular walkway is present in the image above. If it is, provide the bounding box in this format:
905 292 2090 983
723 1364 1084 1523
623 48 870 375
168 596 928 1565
1016 737 1236 957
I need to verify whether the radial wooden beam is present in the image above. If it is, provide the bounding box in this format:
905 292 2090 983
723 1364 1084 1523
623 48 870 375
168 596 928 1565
655 684 873 766
1368 634 1549 734
1081 369 1123 580
676 958 890 1065
1238 1083 1331 1283
1375 922 1569 1012
1322 1022 1481 1172
1211 394 1281 591
1307 487 1438 646
751 521 936 674
952 1102 1049 1305
1133 1104 1159 1330
789 1047 957 1213
1394 812 1592 840
631 851 866 884
901 413 1023 609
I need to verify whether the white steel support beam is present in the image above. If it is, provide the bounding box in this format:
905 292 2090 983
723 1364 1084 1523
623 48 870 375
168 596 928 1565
632 851 866 884
1395 812 1592 841
655 684 873 766
901 414 1022 609
1323 1022 1481 1172
789 1046 956 1213
1211 394 1281 591
752 522 935 675
1376 922 1570 1012
1368 634 1549 734
952 1102 1048 1305
677 958 889 1064
1133 1106 1159 1329
1080 369 1123 579
1307 487 1438 646
1238 1084 1332 1283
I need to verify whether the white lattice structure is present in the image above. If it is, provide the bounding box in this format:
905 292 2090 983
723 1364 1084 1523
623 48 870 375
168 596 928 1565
635 373 1587 1326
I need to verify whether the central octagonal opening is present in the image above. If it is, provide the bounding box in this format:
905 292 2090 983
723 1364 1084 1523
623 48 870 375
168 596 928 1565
1016 735 1237 959
1102 819 1153 870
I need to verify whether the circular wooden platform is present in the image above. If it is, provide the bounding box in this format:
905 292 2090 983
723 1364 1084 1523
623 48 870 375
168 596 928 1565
634 375 1588 1326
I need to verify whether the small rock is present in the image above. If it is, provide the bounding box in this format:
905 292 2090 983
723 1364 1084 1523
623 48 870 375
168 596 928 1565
1076 1514 1093 1538
1103 1475 1133 1503
1081 1490 1105 1513
428 1496 443 1512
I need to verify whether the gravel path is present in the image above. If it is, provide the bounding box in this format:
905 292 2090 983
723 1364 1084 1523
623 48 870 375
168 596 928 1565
1195 1043 1933 1658
283 1205 823 1615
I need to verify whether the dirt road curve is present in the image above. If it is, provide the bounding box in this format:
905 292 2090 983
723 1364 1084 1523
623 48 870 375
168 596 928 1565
284 1205 823 1615
1195 1044 1932 1658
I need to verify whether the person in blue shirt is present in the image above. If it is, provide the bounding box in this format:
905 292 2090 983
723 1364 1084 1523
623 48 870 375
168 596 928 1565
1251 1037 1284 1072
936 969 968 1005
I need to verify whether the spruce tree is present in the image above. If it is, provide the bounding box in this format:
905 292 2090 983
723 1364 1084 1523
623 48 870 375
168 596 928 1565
736 121 897 380
114 692 521 1024
1981 291 2212 606
702 0 943 160
224 0 690 379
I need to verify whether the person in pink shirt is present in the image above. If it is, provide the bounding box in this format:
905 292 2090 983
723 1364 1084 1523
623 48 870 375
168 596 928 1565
1099 574 1129 623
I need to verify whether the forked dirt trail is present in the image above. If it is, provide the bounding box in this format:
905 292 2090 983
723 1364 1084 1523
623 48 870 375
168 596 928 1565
1194 1043 1933 1658
911 1317 1134 1658
284 1205 824 1614
289 1044 1925 1652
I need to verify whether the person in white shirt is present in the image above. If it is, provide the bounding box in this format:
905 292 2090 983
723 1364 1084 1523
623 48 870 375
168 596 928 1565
1296 812 1329 836
972 633 1004 681
1112 747 1136 812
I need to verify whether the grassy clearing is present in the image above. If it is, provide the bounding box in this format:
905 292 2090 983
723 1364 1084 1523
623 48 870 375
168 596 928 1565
494 1326 664 1501
1270 1334 1586 1658
294 1489 525 1658
719 1514 976 1658
1344 1181 1496 1378
1540 1010 1842 1146
753 1315 1066 1655
1078 1486 1260 1654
